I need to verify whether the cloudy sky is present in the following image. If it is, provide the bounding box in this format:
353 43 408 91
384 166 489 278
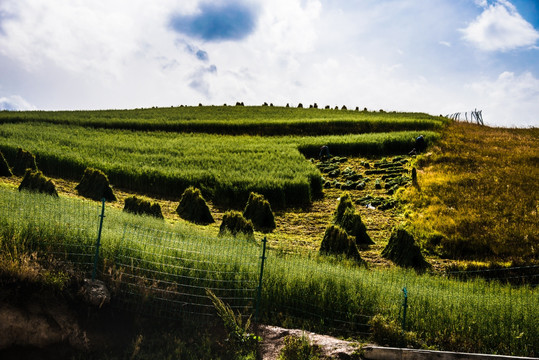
0 0 538 127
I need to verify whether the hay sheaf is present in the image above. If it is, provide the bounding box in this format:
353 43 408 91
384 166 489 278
382 227 430 272
219 211 254 238
176 187 214 225
75 168 116 201
123 196 164 219
243 192 276 233
12 148 37 176
0 151 12 177
18 170 58 197
319 224 362 262
334 193 373 246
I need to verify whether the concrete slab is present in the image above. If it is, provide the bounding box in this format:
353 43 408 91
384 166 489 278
362 346 538 360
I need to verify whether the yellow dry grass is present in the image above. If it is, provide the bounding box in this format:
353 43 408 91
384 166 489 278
400 122 538 261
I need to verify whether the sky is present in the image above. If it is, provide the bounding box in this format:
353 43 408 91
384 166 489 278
0 0 538 127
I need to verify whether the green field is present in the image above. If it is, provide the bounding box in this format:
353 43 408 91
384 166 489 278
1 106 536 357
0 107 441 208
0 106 445 135
0 186 536 357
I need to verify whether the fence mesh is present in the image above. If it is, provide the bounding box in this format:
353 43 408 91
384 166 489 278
0 188 100 276
1 187 538 356
107 224 262 322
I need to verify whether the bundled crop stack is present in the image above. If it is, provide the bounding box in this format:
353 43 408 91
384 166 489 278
319 225 362 262
382 227 430 272
176 187 214 225
319 193 372 262
219 211 254 238
333 193 373 246
12 148 37 176
0 151 12 177
75 167 116 201
243 192 276 233
18 169 58 197
123 196 164 219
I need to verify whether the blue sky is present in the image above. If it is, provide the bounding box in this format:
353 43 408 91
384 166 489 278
0 0 538 127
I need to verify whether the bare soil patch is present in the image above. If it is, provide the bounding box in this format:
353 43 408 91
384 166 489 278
258 324 361 360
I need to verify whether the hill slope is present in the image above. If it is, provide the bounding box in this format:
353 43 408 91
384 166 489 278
401 122 538 261
0 105 444 135
0 106 441 208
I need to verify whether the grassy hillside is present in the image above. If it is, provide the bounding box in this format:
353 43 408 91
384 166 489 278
0 106 537 357
1 186 536 357
0 106 445 135
0 106 533 261
0 112 439 208
401 122 538 261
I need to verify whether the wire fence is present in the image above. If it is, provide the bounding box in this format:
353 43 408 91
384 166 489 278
446 109 484 125
0 188 101 276
1 188 538 356
108 224 262 322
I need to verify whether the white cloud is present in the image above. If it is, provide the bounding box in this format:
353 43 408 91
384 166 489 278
175 0 323 103
0 0 189 76
474 0 488 8
0 0 324 106
1 1 129 73
0 95 35 110
0 0 217 107
0 0 536 127
256 0 321 53
461 0 539 51
468 71 539 127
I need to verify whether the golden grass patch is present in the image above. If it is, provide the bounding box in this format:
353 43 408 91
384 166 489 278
401 122 538 261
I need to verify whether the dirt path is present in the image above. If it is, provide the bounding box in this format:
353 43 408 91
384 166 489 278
258 324 361 360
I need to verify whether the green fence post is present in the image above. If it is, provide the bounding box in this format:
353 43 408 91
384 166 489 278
255 237 267 324
402 287 408 331
92 198 106 280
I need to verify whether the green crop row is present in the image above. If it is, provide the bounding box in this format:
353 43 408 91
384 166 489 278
0 106 445 135
0 122 437 208
0 187 537 356
0 123 318 208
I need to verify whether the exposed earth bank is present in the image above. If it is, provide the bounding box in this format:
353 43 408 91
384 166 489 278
0 274 361 359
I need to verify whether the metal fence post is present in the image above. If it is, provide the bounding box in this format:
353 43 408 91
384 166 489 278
402 287 408 331
92 198 106 280
255 237 267 324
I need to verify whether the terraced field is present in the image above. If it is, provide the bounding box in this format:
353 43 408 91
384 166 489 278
1 106 537 357
0 105 443 135
0 106 442 208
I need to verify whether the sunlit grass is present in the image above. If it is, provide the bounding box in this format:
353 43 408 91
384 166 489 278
0 187 537 356
0 121 438 208
400 122 538 261
0 105 445 135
